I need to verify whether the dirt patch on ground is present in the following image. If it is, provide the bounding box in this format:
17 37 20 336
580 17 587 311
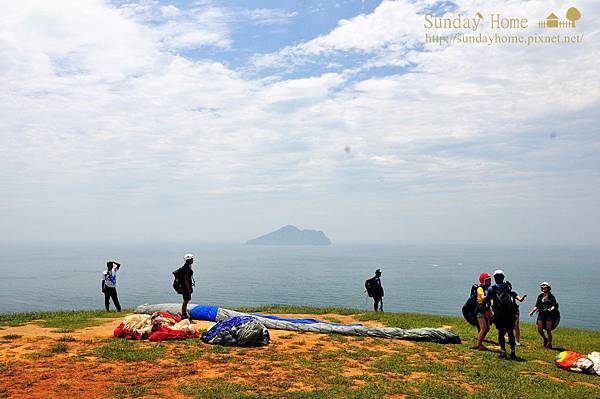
0 312 411 398
0 312 568 398
531 359 550 366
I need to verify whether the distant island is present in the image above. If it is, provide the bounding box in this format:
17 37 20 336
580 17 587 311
246 225 332 246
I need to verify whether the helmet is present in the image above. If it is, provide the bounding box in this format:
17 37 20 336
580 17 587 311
479 272 491 284
493 269 505 276
540 281 551 289
183 253 194 261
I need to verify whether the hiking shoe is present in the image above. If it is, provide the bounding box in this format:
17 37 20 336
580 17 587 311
515 342 523 346
509 351 517 360
498 350 507 359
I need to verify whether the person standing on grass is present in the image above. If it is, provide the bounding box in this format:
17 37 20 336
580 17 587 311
484 270 525 359
102 260 122 312
529 282 559 349
365 269 384 311
474 272 492 350
177 254 195 319
514 290 528 346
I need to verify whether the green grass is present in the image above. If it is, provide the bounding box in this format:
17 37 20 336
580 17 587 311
1 306 599 399
30 342 69 358
224 306 600 398
49 342 68 353
0 309 130 330
171 340 205 362
95 340 165 362
179 379 260 399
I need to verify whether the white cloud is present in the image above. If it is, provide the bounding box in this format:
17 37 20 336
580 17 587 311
245 8 298 25
252 0 423 69
0 0 599 244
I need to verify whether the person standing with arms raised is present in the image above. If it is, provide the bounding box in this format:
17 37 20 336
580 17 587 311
102 260 122 312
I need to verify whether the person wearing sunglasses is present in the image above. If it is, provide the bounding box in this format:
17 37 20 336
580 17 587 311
528 282 559 348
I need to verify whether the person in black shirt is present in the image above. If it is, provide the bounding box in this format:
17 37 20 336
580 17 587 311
528 282 559 348
179 254 195 318
483 270 526 359
365 269 384 311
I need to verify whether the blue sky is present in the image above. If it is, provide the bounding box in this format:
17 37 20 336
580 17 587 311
0 0 599 245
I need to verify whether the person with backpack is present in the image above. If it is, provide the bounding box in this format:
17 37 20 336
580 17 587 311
365 269 384 311
528 282 559 348
484 270 526 359
474 272 492 350
174 254 195 319
102 260 122 312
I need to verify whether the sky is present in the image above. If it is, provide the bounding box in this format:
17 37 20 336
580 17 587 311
0 0 599 245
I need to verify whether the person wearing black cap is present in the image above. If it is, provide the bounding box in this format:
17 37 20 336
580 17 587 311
102 260 122 312
365 269 384 311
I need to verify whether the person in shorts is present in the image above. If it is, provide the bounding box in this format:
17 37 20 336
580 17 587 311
475 272 492 350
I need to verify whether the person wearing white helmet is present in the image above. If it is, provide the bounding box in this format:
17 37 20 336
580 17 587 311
483 269 526 359
174 254 195 318
528 282 559 348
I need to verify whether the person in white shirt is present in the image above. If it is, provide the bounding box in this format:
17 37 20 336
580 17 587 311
102 260 122 312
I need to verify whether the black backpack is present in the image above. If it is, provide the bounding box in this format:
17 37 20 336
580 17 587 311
492 282 517 317
462 284 480 327
365 278 376 297
172 267 184 294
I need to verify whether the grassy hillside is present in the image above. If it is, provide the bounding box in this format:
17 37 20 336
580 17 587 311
0 306 598 398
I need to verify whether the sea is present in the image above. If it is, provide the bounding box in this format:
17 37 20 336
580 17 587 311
1 242 598 330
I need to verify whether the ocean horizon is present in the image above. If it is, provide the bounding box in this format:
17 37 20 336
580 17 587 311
2 242 599 331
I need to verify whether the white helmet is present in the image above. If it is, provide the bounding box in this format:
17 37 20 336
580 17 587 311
493 269 505 276
183 253 194 261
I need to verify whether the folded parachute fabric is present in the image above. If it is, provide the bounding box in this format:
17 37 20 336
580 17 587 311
135 304 461 344
114 311 200 341
555 351 600 375
114 314 153 340
589 352 600 376
202 316 270 347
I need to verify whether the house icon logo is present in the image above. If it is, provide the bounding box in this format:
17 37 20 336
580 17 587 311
538 7 581 28
546 13 559 27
